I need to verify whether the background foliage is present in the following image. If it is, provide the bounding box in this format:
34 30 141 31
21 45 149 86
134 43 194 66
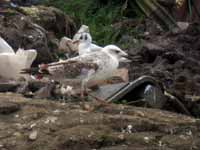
42 0 143 47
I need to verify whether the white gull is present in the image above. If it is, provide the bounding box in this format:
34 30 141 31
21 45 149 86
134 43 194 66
22 45 129 97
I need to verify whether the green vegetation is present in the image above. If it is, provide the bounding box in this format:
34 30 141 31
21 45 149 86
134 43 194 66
41 0 178 47
42 0 143 47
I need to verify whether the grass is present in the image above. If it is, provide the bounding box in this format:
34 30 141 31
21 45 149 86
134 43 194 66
41 0 144 47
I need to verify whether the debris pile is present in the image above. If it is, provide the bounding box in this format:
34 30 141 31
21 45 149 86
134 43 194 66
127 22 200 117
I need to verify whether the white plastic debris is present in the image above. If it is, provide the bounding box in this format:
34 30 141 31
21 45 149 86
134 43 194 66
29 130 38 141
60 85 74 96
30 123 37 129
158 140 163 147
127 124 133 133
0 37 37 80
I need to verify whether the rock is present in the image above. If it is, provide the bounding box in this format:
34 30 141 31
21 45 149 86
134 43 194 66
44 116 58 124
141 42 165 63
0 9 54 65
0 81 19 92
177 22 189 31
58 37 78 55
0 6 76 65
18 6 76 38
34 82 56 99
29 130 37 141
0 101 20 114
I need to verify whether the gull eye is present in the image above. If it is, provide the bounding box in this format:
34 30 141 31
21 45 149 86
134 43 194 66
115 50 120 54
80 35 83 40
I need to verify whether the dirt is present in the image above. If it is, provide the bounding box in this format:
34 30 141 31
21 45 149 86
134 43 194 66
126 21 200 117
0 93 199 150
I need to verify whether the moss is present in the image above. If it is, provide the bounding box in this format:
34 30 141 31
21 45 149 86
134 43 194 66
18 6 40 20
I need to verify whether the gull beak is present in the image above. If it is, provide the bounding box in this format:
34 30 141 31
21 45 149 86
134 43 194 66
119 51 132 63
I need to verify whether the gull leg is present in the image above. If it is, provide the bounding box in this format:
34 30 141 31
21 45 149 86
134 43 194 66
81 79 87 101
80 69 95 101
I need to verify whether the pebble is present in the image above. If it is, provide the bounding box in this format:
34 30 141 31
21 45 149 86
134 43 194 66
44 116 58 124
29 130 38 141
144 136 150 143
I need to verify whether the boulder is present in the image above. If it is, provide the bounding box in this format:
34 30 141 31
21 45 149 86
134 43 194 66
0 6 76 65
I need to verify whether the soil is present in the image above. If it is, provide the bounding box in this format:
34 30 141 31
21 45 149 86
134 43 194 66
0 93 200 150
126 22 200 117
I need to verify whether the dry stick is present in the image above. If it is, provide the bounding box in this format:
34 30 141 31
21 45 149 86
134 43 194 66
87 93 109 105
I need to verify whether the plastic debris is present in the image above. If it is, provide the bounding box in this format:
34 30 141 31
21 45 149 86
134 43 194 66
29 130 38 141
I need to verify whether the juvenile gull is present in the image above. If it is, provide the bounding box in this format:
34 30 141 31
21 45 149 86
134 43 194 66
22 45 129 98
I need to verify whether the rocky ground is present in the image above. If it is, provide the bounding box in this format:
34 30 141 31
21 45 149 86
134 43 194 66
0 93 200 150
0 4 200 150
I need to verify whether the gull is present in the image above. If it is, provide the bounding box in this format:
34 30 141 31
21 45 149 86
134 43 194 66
73 25 102 55
73 32 102 55
0 36 37 80
73 25 90 40
58 25 97 57
74 34 131 63
21 45 129 99
72 26 130 62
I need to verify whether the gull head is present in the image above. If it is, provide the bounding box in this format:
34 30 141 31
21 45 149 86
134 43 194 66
103 45 131 62
73 32 92 46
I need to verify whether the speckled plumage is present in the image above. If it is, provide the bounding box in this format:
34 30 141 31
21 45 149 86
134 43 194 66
43 49 119 82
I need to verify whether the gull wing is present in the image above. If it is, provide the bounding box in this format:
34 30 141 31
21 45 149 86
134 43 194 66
90 44 102 52
46 59 98 80
0 37 14 53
